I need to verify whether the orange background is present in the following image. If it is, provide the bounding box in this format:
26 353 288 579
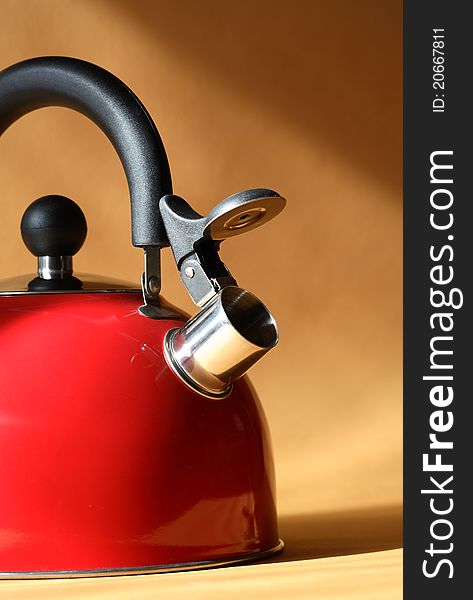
0 1 402 597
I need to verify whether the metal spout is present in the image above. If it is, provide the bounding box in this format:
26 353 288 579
164 286 278 398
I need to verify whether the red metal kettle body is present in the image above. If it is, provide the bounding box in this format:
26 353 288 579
0 58 285 577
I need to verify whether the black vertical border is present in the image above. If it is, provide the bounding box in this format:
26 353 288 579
404 1 470 597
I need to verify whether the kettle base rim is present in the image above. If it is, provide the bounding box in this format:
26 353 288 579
0 541 284 579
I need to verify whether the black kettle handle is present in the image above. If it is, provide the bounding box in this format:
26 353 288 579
0 56 172 248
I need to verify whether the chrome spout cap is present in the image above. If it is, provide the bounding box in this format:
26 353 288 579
164 286 278 398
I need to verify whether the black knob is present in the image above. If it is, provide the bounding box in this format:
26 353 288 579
21 195 87 257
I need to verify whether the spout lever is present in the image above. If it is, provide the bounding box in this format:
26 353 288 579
160 189 285 306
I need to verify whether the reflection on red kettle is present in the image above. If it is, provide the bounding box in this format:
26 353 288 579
0 57 285 577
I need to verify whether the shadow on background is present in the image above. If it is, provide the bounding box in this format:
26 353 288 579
267 504 402 563
109 0 401 195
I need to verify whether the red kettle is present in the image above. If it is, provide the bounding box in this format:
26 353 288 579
0 57 285 577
